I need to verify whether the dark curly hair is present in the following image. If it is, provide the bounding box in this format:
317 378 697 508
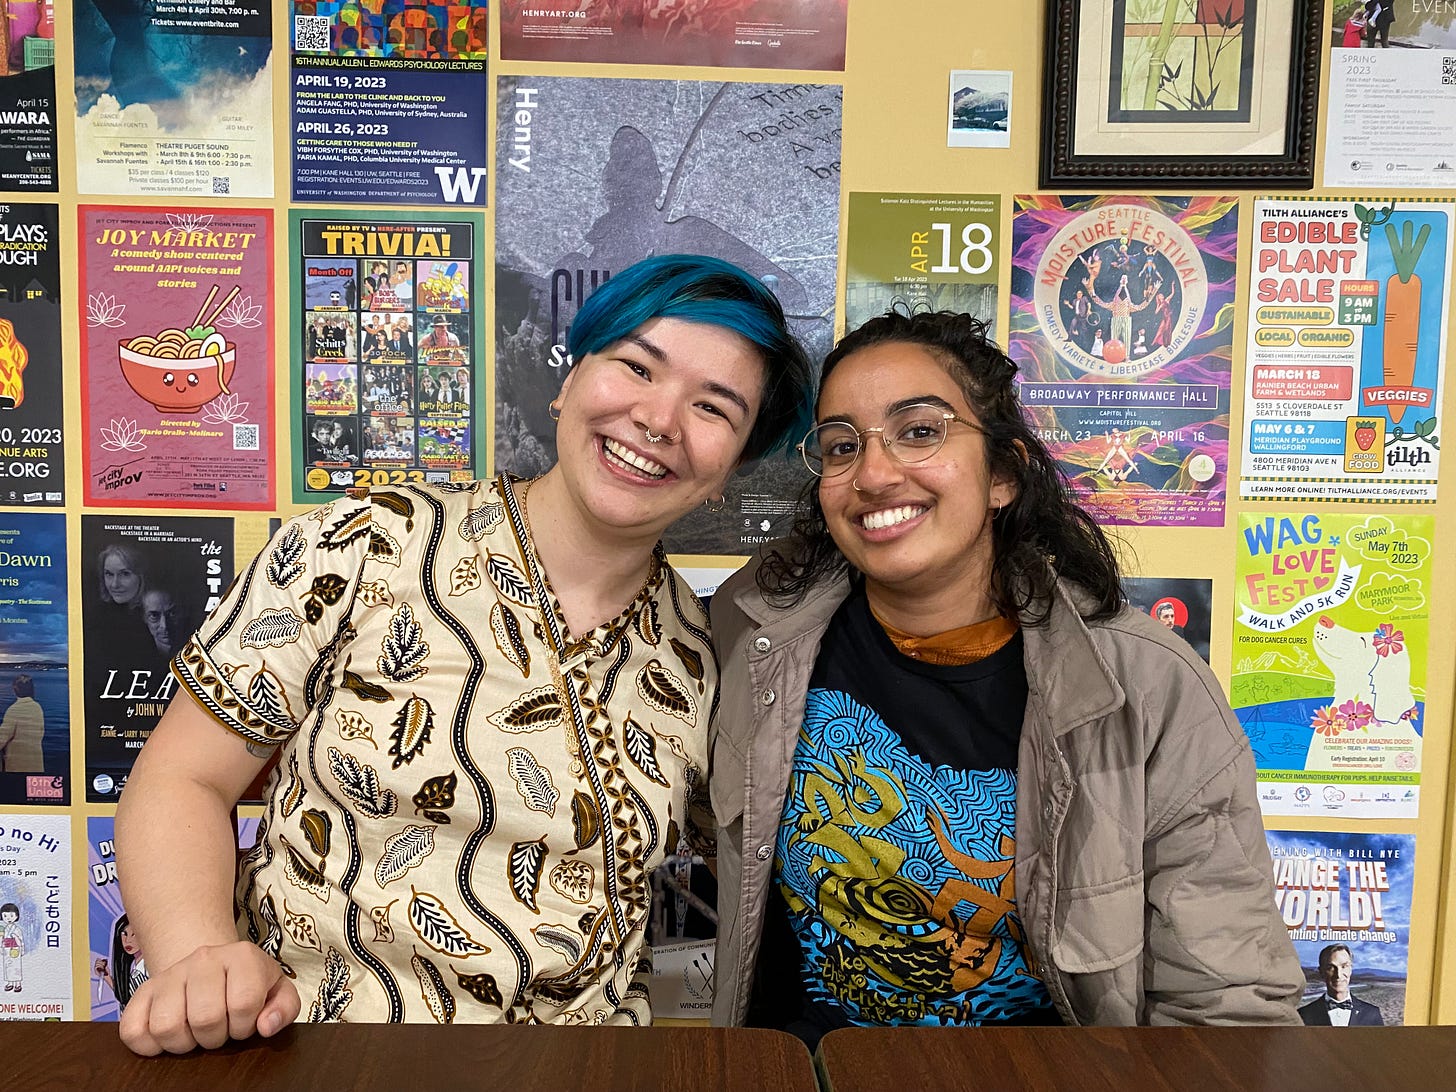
758 310 1124 623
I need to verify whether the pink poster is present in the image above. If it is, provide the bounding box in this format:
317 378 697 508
80 206 274 509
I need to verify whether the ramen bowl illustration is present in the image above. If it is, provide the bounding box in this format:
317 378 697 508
119 329 235 414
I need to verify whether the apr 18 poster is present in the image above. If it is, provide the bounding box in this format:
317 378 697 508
1010 195 1237 527
844 192 999 335
73 0 274 197
0 815 71 1020
0 1 56 191
80 206 274 509
1232 512 1431 819
1268 830 1413 1026
1240 198 1451 502
494 75 841 555
289 210 483 499
290 1 488 206
0 202 62 505
0 513 67 807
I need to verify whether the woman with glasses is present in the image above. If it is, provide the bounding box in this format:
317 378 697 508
709 310 1300 1045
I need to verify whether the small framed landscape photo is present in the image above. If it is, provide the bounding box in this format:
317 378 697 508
948 70 1013 148
1040 0 1323 187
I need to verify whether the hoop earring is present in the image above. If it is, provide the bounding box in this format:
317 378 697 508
703 495 726 513
547 401 561 422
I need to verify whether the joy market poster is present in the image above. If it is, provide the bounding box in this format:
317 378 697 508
0 202 62 505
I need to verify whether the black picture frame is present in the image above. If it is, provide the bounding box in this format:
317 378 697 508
1040 0 1323 189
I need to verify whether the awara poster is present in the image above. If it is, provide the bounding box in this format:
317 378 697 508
1233 512 1431 819
290 0 488 206
1241 198 1451 502
0 815 71 1020
80 206 274 509
89 814 258 1020
0 0 56 192
289 210 483 500
0 202 62 506
73 0 273 197
1010 195 1237 527
1268 830 1413 1026
845 192 999 336
494 76 841 555
500 0 848 70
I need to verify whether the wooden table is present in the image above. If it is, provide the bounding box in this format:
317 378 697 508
817 1025 1456 1091
0 1023 816 1091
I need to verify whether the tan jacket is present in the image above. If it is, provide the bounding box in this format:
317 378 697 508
708 557 1302 1027
0 696 44 773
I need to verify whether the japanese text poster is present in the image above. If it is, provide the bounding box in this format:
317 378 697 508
0 815 71 1020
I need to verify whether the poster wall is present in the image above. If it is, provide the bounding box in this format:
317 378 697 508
0 512 66 807
1009 195 1237 527
1269 829 1413 1026
289 211 483 499
0 815 71 1020
0 202 62 505
844 192 999 334
0 0 56 192
1232 511 1431 819
494 75 842 555
1241 198 1450 502
289 0 488 206
73 0 274 197
79 206 275 510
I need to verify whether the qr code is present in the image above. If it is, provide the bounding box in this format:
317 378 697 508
294 14 330 51
211 175 230 195
233 423 260 451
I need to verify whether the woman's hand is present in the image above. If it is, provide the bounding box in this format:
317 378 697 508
119 941 300 1056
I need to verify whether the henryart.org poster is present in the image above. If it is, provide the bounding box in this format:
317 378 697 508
0 202 62 506
1268 830 1413 1026
80 206 274 509
1232 511 1431 820
500 0 848 69
844 192 999 335
0 815 71 1020
0 513 67 808
494 75 841 555
80 514 272 803
73 0 273 197
290 0 488 206
0 2 56 192
1010 195 1237 527
289 210 483 500
1241 198 1451 502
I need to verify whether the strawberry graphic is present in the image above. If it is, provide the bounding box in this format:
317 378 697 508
1354 425 1375 451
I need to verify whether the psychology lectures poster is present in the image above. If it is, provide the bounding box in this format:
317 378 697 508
73 0 274 196
494 75 841 555
289 210 484 499
0 202 62 505
500 0 848 69
1233 512 1431 819
0 0 56 191
1268 830 1413 1026
290 0 488 206
1010 195 1237 527
80 206 274 509
1241 198 1450 502
0 815 71 1020
844 192 999 335
0 513 67 807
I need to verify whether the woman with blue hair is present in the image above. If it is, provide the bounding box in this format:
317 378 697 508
114 254 814 1053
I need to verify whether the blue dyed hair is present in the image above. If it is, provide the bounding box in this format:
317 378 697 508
566 254 815 462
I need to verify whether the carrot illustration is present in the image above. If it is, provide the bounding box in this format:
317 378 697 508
1382 220 1431 425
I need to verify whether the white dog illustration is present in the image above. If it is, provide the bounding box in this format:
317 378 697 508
1306 615 1420 773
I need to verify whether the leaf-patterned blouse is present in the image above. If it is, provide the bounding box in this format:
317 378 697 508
173 476 716 1025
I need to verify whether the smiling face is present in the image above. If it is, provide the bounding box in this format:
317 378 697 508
549 316 764 544
815 341 1015 624
102 549 142 605
1320 948 1353 1001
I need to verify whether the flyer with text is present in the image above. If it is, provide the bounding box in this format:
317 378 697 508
1268 829 1413 1026
1240 198 1450 502
74 0 273 197
290 1 488 206
0 1 56 192
80 206 275 509
0 202 62 505
0 815 71 1020
845 192 999 335
1232 511 1431 819
1010 195 1237 527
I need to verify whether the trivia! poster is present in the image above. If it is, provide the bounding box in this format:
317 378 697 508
1232 512 1431 819
1010 195 1237 526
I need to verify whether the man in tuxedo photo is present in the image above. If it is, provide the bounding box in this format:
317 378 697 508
1299 944 1385 1026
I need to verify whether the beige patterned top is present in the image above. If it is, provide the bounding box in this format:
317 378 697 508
174 476 715 1024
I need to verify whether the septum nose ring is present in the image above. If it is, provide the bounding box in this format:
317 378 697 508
644 427 680 444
